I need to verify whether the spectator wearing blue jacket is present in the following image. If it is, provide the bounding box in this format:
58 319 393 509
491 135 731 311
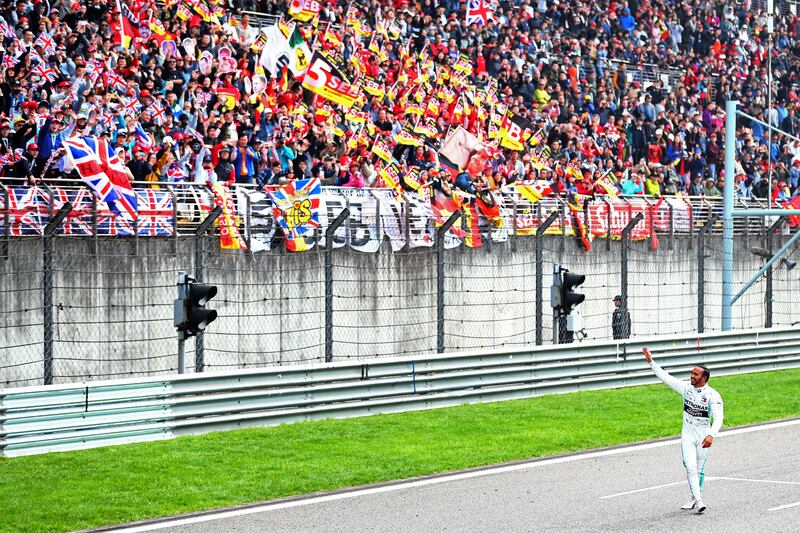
275 137 296 172
231 135 259 184
619 8 636 35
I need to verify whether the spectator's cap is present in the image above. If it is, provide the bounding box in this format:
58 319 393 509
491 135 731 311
794 159 800 166
613 295 622 301
264 107 273 114
695 147 702 153
173 132 184 140
77 113 87 120
203 155 212 163
163 135 175 145
218 145 230 153
780 181 788 188
28 143 38 150
0 120 9 129
118 128 128 135
71 2 80 10
139 89 151 97
37 100 50 109
50 115 63 124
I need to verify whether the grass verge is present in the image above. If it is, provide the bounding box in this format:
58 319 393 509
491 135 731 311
1 367 799 533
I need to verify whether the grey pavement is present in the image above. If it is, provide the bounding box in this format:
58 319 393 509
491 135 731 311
106 420 800 533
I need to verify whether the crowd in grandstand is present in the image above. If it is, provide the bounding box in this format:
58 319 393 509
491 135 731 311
0 0 799 206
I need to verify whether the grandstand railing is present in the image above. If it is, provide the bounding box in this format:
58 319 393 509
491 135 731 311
2 326 797 457
0 180 785 242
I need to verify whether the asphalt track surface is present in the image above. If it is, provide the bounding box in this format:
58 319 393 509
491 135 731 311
102 418 800 533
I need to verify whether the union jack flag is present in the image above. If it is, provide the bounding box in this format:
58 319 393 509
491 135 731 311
63 136 137 220
0 187 48 236
51 187 95 235
0 17 16 39
268 178 321 252
123 96 142 114
99 111 117 130
34 31 56 55
103 70 127 93
28 49 44 65
2 55 19 68
134 122 154 153
32 63 57 83
97 205 134 236
85 60 103 82
135 189 175 236
166 162 186 182
465 0 497 26
194 91 212 107
92 136 138 220
146 100 167 125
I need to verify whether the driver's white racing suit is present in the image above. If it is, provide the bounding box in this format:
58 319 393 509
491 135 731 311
649 360 724 501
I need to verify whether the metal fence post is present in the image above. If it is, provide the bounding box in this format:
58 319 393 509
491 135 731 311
194 206 222 373
765 217 786 329
403 197 411 251
535 211 560 345
325 208 349 363
605 198 612 251
511 197 518 253
2 185 9 259
620 213 644 309
436 211 462 353
42 203 72 386
697 214 720 333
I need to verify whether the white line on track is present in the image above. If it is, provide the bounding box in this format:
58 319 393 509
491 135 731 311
599 481 687 499
105 417 800 532
713 476 800 486
600 476 800 500
768 501 800 512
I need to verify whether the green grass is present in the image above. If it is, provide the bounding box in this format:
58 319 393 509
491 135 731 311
2 368 799 533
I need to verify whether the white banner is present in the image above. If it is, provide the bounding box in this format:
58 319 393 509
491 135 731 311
235 187 274 252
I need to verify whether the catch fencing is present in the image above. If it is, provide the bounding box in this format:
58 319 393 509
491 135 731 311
1 183 799 387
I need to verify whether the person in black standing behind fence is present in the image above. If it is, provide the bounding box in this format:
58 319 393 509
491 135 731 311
612 295 631 339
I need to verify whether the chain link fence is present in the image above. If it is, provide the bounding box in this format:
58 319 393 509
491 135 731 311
3 208 800 388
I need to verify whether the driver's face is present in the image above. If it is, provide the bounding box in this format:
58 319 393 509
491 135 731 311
690 366 706 387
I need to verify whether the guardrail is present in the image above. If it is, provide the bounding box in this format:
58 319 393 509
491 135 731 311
2 327 798 457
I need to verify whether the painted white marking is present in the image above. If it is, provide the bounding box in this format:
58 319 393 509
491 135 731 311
600 481 686 499
108 418 800 532
768 500 800 512
601 476 800 500
713 476 800 486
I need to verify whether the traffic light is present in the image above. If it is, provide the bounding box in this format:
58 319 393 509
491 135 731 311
550 265 563 309
550 266 586 344
561 271 585 312
174 272 218 337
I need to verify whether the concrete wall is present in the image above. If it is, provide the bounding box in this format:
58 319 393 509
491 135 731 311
1 233 799 386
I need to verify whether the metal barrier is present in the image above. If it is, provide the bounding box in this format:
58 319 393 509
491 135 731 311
2 327 798 457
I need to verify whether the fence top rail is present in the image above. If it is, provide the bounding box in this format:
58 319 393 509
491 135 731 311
1 327 791 397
